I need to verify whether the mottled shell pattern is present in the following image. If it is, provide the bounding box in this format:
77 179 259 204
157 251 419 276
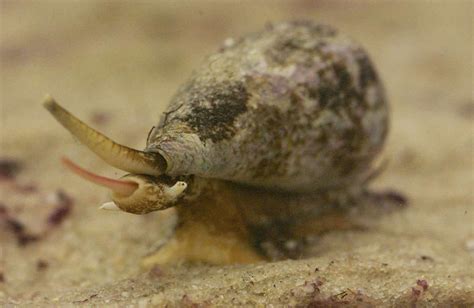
146 21 388 193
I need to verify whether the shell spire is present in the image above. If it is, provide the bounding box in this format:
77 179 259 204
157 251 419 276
43 95 166 175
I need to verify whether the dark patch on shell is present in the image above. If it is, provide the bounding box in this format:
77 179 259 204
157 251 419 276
244 95 314 179
319 61 368 177
310 61 360 109
307 48 365 109
354 49 379 89
248 104 289 179
182 82 249 142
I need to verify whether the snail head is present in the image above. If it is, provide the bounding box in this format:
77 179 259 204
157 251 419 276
43 95 187 214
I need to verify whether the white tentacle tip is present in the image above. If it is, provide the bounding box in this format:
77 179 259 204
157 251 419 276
99 202 121 211
173 181 188 194
163 181 188 200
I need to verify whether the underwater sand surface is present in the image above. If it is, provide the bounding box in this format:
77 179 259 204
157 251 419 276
1 1 472 306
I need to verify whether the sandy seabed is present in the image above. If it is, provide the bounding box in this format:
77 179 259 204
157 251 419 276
1 1 473 306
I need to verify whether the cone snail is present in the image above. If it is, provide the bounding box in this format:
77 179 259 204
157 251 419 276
44 21 389 264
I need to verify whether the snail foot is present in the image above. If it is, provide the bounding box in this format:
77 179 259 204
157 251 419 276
141 223 265 267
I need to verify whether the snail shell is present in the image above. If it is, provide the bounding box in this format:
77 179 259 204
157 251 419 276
147 21 388 192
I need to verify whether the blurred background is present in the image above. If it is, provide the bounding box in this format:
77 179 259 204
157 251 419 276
1 1 472 305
